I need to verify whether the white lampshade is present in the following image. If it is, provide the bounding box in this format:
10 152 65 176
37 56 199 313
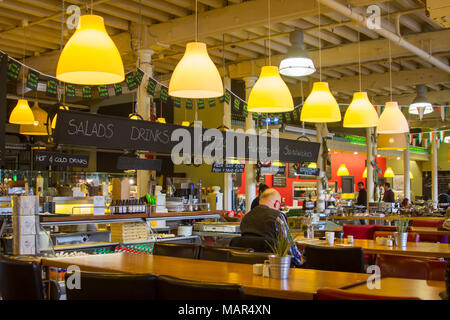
377 101 409 134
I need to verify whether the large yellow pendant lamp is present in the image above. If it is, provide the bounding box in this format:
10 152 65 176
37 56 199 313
377 101 409 134
384 167 395 178
343 92 378 127
56 15 124 85
9 99 35 125
247 66 294 112
169 42 223 98
377 133 407 150
337 164 350 176
300 82 341 122
51 106 69 129
19 102 49 135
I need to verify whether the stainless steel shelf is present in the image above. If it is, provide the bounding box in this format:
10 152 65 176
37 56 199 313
146 214 221 221
41 217 146 227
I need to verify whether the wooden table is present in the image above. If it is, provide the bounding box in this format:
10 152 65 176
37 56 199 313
295 237 450 258
344 278 446 300
41 253 370 300
410 227 450 236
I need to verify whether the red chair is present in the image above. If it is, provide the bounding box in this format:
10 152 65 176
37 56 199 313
376 254 429 280
426 260 446 281
316 288 420 300
343 225 379 240
373 231 420 242
412 220 445 243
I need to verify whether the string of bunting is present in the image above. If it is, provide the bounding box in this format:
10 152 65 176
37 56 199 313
408 130 448 149
2 49 449 126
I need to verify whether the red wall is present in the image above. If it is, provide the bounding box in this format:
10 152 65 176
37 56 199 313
237 152 387 206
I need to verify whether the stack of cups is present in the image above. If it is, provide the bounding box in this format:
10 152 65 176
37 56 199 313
325 232 335 246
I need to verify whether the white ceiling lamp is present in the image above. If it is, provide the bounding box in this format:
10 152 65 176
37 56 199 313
409 84 434 115
279 30 316 77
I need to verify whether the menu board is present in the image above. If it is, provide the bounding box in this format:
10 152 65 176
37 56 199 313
296 166 320 176
26 70 39 90
46 79 58 97
34 151 89 168
211 163 245 173
114 83 122 95
65 84 76 98
273 171 287 187
147 78 156 96
98 85 109 98
7 60 20 80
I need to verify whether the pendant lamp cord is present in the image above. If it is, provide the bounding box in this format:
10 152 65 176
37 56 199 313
91 0 93 14
22 28 26 99
135 0 142 115
60 0 65 105
318 0 322 82
222 34 226 127
268 0 271 65
358 31 361 92
388 3 393 101
195 0 198 42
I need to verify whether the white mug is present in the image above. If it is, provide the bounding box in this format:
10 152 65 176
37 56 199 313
326 232 335 246
253 264 263 275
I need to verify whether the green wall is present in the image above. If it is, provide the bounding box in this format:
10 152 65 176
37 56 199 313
385 158 423 199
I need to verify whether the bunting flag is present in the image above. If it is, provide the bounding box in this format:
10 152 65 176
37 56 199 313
198 99 205 109
146 78 157 96
26 69 39 90
160 86 169 102
233 97 240 110
97 85 109 98
438 106 446 121
173 97 181 108
224 90 231 104
439 130 444 142
66 84 76 98
242 104 248 117
7 60 20 80
208 98 216 107
418 106 424 120
134 68 144 86
114 83 122 96
409 134 413 145
82 86 92 100
125 71 138 90
46 79 57 97
424 137 429 149
418 132 423 144
186 99 193 109
375 105 382 117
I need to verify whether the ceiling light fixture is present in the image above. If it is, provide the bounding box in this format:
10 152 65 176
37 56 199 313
279 30 315 77
409 84 433 115
19 102 49 135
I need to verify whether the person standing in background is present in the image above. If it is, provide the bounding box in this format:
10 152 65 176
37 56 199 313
383 182 395 203
250 183 270 211
356 182 367 207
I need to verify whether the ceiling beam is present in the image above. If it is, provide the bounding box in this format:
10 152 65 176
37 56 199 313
147 0 388 46
371 89 450 105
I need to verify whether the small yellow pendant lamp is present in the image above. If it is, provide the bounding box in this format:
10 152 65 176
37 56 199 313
51 106 69 129
9 99 35 125
300 82 341 123
409 171 413 179
377 133 407 150
308 162 317 169
157 118 166 124
337 164 349 176
343 92 378 128
182 121 190 127
19 102 49 135
56 15 124 85
169 42 223 98
247 66 294 113
384 167 395 178
363 167 367 178
377 101 409 134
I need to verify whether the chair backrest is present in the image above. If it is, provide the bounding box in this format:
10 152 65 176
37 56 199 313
302 245 365 273
316 288 421 300
0 255 44 300
376 254 428 280
426 260 446 281
412 219 445 242
152 242 200 259
65 272 157 300
198 245 232 262
228 250 271 265
446 260 450 299
343 225 378 240
229 235 272 252
373 231 420 242
156 275 245 300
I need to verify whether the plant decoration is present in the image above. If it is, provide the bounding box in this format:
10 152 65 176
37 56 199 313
396 215 410 233
266 223 294 257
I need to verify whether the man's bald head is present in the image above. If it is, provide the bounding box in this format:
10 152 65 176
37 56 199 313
259 188 282 210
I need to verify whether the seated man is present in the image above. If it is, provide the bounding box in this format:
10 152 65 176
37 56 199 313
240 188 302 267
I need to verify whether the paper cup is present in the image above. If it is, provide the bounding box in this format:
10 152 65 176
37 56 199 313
253 264 263 275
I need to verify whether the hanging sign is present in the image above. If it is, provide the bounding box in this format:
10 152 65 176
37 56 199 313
114 83 122 96
98 85 109 98
26 70 39 90
7 60 20 80
53 110 320 163
46 79 58 97
211 163 245 173
296 166 320 176
34 151 89 168
117 156 162 171
260 164 286 175
65 84 76 98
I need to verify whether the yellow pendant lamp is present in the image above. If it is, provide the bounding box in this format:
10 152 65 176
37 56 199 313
56 15 124 85
409 171 413 179
377 133 407 150
51 106 69 129
182 121 190 127
300 82 341 123
363 167 367 178
19 102 49 135
169 42 223 98
384 167 395 178
337 164 349 176
157 118 166 124
343 92 378 128
9 99 35 125
247 66 294 113
308 162 317 169
377 101 409 134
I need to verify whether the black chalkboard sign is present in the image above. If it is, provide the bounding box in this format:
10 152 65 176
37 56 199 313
208 98 216 107
26 70 39 90
135 68 144 86
46 79 57 97
212 163 245 173
125 72 138 90
117 156 162 171
65 84 76 98
147 78 156 96
34 151 89 168
273 171 287 187
82 86 92 100
7 60 20 80
98 85 109 98
296 166 320 176
114 83 122 95
260 164 286 175
160 86 168 102
198 99 205 109
54 110 321 163
186 99 193 109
